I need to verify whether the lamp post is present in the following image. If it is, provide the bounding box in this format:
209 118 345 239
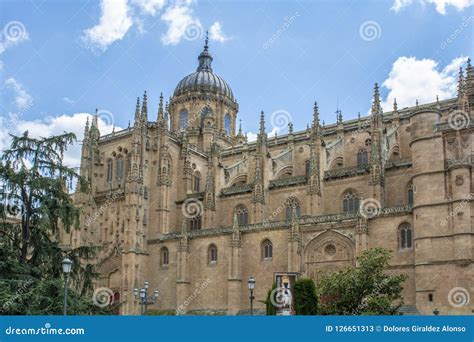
133 281 159 315
62 257 73 316
248 276 256 316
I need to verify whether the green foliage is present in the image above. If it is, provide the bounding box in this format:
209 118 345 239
293 278 318 315
0 132 111 315
262 283 277 315
317 248 407 315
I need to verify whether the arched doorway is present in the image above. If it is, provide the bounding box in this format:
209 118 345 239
304 230 355 283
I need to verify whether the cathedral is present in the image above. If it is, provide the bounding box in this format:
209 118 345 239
62 38 473 315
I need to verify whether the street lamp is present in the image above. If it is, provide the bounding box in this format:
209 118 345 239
133 281 159 315
62 257 73 316
248 276 256 316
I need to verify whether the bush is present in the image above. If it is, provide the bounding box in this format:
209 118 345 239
293 278 318 315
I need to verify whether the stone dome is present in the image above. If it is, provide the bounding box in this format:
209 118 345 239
173 40 235 102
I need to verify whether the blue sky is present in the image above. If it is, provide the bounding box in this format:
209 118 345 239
1 0 473 165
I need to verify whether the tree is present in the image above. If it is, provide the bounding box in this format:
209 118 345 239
0 131 112 315
262 283 277 315
317 248 407 315
293 278 318 315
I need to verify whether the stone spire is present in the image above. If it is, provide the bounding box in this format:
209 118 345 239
134 97 141 127
313 101 319 128
89 109 100 140
371 83 383 129
457 67 465 98
164 101 169 129
197 31 213 72
393 98 398 112
83 116 90 140
371 83 382 115
257 111 267 148
141 91 148 127
157 92 164 124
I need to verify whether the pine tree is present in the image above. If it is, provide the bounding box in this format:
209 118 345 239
0 131 112 315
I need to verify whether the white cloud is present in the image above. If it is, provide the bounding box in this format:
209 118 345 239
380 56 467 111
1 113 119 167
246 132 257 142
4 78 33 110
391 0 474 14
160 0 203 45
83 0 133 52
209 21 229 42
132 0 167 15
0 21 29 55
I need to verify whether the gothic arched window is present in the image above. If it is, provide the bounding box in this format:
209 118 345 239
357 149 368 167
193 171 201 192
200 107 213 118
179 109 188 131
407 183 415 206
116 157 124 181
305 160 311 178
189 216 202 231
285 197 301 221
224 113 232 135
161 247 169 266
342 190 359 213
399 223 413 250
208 244 218 264
106 159 113 183
262 239 273 259
235 205 249 226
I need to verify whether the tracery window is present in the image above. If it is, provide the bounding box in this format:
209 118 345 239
399 223 413 250
342 190 359 213
262 239 273 259
235 205 249 226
